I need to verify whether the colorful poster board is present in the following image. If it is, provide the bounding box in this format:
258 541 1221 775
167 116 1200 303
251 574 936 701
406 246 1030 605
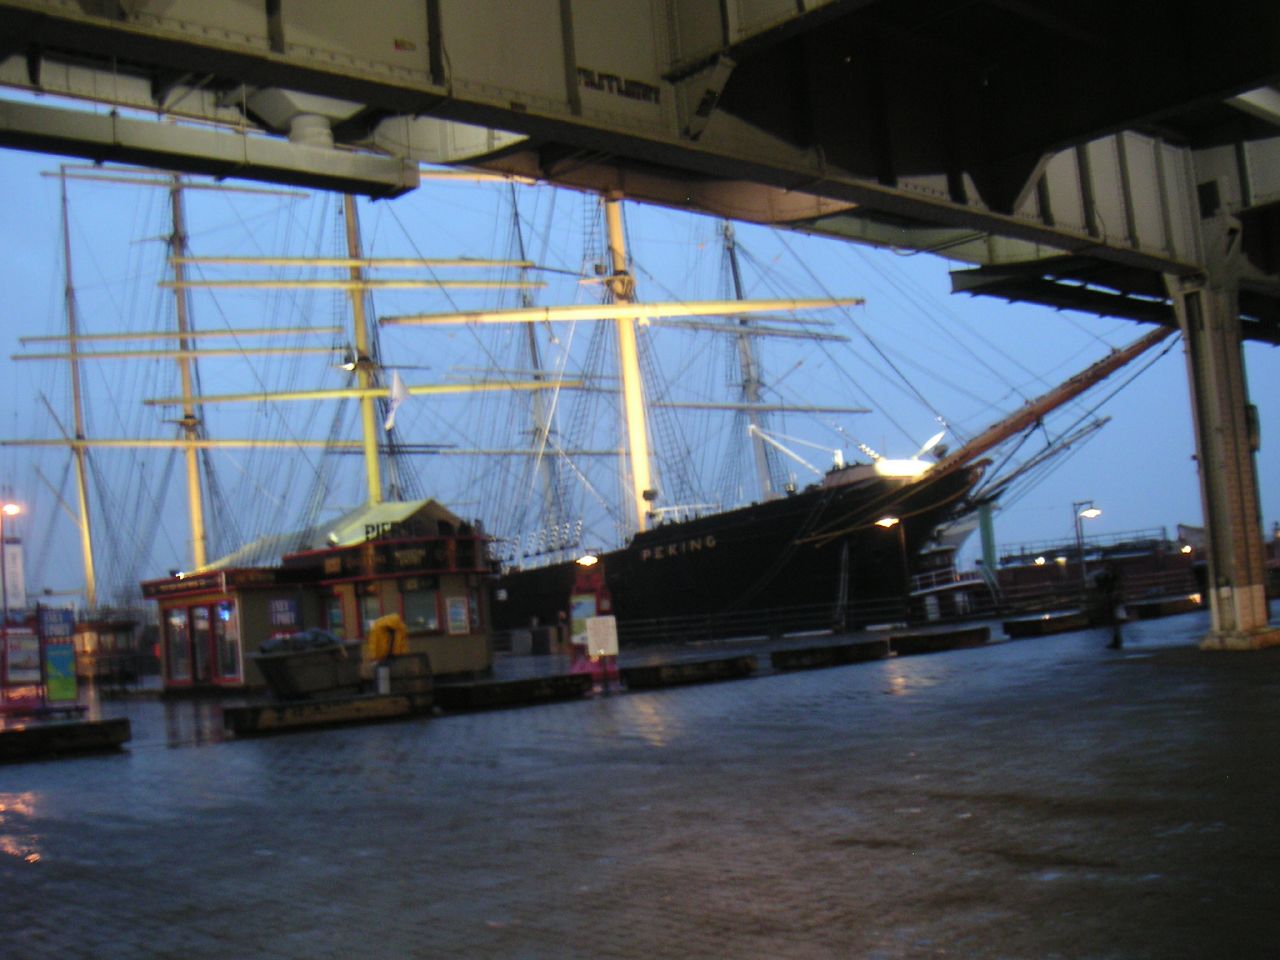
44 642 78 703
569 593 597 645
37 608 79 703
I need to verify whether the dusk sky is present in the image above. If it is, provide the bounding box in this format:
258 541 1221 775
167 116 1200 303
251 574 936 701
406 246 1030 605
1 145 1276 606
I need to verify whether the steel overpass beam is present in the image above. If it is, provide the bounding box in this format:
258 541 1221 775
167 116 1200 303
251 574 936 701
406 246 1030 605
1 0 1265 275
0 97 419 196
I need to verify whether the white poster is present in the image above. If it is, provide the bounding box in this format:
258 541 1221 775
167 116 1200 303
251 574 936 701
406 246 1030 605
585 616 618 657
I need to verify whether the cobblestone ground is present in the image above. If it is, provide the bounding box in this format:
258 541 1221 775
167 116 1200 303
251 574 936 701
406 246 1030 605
4 613 1280 959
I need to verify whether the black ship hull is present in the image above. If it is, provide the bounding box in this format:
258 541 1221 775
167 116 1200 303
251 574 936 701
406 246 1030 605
493 464 982 637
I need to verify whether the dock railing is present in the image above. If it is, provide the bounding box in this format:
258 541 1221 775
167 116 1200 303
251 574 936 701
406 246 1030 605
998 527 1172 566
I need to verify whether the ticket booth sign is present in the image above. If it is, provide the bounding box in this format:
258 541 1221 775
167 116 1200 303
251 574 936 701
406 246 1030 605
269 597 300 630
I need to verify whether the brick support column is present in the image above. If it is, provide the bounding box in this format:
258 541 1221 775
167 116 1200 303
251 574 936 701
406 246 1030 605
1169 226 1278 648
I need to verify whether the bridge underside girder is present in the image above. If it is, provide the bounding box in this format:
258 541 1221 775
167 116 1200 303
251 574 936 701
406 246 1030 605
2 1 1276 331
951 253 1280 347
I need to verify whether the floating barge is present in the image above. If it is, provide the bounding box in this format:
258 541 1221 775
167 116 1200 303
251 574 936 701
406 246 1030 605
770 639 890 671
224 642 435 737
1002 611 1091 638
222 692 433 738
434 673 593 711
1125 595 1204 619
0 717 131 762
620 655 758 689
889 624 991 656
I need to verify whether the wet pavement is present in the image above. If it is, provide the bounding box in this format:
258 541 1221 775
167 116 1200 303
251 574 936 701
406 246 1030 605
4 610 1280 958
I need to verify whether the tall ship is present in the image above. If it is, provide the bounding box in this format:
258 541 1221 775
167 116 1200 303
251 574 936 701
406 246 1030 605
2 167 1174 646
481 196 976 634
494 452 983 636
465 196 1171 638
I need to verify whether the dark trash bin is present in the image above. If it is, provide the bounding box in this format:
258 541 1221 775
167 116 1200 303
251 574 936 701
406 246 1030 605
249 630 363 700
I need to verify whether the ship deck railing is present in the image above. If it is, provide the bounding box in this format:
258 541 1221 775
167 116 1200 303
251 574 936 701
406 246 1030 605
990 568 1200 616
910 568 986 594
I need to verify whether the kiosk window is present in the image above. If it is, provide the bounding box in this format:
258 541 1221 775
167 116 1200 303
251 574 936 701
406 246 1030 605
214 601 241 681
165 608 191 681
403 587 440 632
359 594 382 636
326 594 345 634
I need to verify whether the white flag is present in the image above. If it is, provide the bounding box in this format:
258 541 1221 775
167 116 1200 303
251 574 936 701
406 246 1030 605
384 371 409 431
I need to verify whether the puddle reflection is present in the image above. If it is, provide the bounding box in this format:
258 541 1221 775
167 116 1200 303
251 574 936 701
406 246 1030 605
162 700 227 747
0 791 43 864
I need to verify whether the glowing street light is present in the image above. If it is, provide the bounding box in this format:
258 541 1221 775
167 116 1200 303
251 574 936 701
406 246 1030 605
1073 500 1102 594
1 500 21 633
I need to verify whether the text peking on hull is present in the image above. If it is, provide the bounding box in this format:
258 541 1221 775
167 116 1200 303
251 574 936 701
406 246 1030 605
492 460 984 641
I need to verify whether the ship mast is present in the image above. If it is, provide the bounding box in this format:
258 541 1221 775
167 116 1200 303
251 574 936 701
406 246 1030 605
59 168 98 609
510 186 564 535
929 326 1175 480
11 173 569 582
723 222 776 501
168 176 209 571
603 195 656 534
342 195 384 506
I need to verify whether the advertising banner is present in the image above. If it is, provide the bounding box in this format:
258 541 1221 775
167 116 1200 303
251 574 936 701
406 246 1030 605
569 593 597 645
44 642 78 703
35 606 79 704
2 540 24 613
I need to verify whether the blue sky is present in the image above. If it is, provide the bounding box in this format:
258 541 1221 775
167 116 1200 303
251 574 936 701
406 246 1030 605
0 146 1276 605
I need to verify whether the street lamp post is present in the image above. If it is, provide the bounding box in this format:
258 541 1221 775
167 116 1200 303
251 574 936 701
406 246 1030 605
1072 500 1102 596
876 516 909 619
1 501 20 633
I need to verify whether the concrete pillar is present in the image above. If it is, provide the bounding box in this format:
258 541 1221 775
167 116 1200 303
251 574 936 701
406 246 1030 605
1168 220 1278 648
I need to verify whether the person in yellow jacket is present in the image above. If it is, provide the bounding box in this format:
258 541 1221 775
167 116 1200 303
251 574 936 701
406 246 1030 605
365 613 408 663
